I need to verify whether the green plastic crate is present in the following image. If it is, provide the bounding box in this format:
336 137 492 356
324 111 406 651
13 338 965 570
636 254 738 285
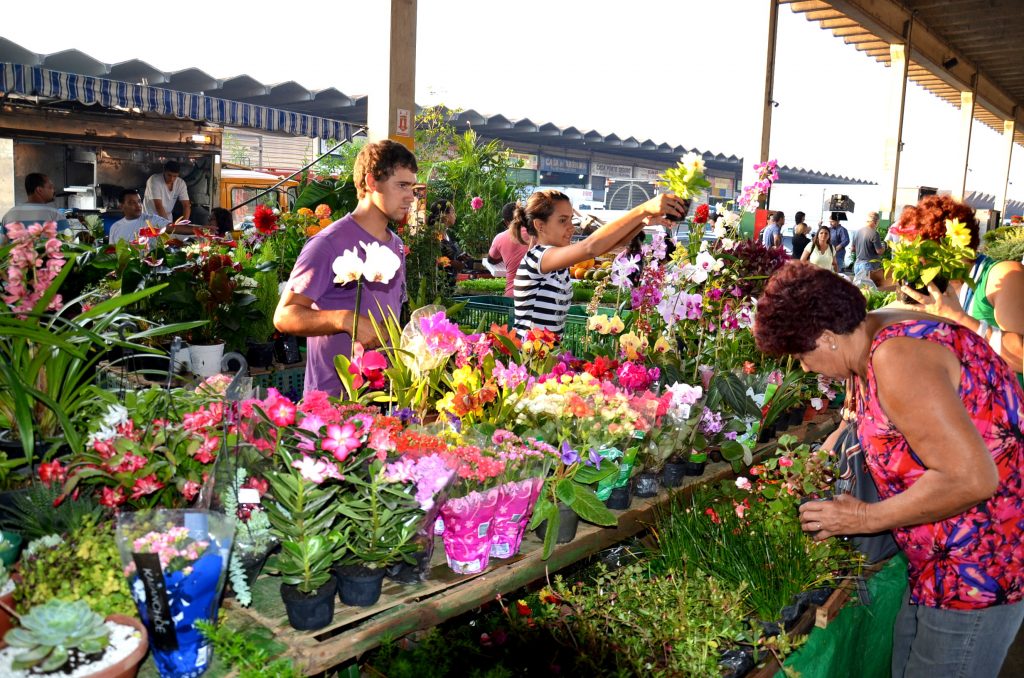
252 362 306 399
452 295 514 331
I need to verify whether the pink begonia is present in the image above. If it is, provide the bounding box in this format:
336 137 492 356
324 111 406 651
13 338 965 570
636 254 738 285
779 457 794 468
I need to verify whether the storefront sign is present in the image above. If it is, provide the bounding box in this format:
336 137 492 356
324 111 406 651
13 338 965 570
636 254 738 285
510 152 538 170
539 155 589 174
592 162 632 179
634 167 662 181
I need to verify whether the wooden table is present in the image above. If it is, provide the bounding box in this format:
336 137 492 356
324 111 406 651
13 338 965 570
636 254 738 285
225 414 840 675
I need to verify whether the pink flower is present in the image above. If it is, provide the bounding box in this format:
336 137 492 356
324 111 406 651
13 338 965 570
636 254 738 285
470 196 484 210
99 486 127 508
349 343 388 389
181 480 202 502
263 389 297 427
38 460 66 487
735 476 751 491
419 312 465 355
734 500 750 519
291 455 341 484
779 457 794 468
322 423 361 462
130 474 165 500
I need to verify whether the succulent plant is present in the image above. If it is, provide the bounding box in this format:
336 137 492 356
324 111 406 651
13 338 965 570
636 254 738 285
5 599 110 673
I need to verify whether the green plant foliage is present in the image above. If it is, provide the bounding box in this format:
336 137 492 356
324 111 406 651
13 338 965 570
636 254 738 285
195 619 301 678
428 130 525 257
14 517 135 618
983 225 1024 262
6 599 110 673
0 480 103 540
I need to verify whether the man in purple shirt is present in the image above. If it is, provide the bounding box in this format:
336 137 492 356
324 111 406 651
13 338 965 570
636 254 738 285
275 140 418 396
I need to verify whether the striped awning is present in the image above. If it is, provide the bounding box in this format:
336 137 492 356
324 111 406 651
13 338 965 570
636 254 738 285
0 63 351 141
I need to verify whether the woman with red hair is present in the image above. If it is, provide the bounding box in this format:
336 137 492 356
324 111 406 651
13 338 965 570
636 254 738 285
755 261 1024 677
893 195 1023 385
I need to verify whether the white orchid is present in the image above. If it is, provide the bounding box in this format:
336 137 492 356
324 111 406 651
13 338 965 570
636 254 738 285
694 251 723 274
332 247 364 284
360 241 402 283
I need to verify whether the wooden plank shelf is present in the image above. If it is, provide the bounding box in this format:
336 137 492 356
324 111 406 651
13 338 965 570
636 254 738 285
225 413 841 675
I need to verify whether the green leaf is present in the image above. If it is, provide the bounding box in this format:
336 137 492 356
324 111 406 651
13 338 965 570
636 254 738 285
573 463 617 485
570 486 617 526
555 478 577 506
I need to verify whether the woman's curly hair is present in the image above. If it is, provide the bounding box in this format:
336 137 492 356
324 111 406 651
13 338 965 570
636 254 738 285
754 261 867 356
898 195 980 249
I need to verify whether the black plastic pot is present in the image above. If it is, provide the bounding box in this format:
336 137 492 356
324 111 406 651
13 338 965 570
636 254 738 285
756 422 776 444
683 460 707 477
633 472 659 498
280 579 336 631
246 341 276 368
336 566 386 607
604 484 632 510
535 503 579 544
897 275 949 305
708 447 723 464
662 462 686 488
787 406 805 428
719 647 756 678
386 546 433 585
274 334 302 365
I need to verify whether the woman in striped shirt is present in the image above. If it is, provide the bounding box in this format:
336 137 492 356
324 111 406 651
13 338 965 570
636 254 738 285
512 189 686 338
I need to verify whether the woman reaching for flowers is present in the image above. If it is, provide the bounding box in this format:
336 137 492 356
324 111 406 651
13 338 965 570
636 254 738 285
891 195 1024 385
754 261 1024 677
511 189 685 338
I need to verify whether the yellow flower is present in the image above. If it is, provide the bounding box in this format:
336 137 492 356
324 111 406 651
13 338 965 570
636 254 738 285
653 336 672 354
450 365 478 389
587 314 610 334
607 315 625 335
619 331 647 360
297 207 314 217
945 219 971 249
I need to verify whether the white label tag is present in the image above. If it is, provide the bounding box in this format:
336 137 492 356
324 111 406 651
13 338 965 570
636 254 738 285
237 488 260 504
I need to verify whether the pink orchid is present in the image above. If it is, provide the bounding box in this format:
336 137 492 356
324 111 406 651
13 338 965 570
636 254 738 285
349 342 388 389
292 455 342 484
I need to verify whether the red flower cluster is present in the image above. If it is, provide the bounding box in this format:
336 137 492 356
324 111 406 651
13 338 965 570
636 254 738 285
694 203 710 225
446 445 506 484
253 205 279 235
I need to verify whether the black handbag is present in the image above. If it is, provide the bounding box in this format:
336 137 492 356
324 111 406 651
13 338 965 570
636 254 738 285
831 419 899 564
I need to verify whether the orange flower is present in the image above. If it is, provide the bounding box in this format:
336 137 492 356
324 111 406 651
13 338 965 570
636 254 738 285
314 204 332 220
306 224 324 237
449 383 482 418
318 217 333 227
489 324 522 355
437 256 452 268
297 207 314 217
567 394 593 418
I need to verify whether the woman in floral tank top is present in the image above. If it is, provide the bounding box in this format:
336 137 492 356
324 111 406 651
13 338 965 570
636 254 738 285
755 262 1024 678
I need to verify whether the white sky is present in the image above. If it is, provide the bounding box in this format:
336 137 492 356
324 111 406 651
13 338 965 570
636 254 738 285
4 0 1023 202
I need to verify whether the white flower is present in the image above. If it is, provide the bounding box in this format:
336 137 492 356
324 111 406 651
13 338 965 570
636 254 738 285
745 388 766 408
735 477 752 491
236 275 258 288
332 247 364 284
360 241 402 284
811 397 824 411
713 218 727 239
695 251 723 274
682 263 707 284
680 152 705 175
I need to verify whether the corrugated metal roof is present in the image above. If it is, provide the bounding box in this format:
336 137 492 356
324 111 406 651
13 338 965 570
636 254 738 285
0 35 873 184
783 0 1024 147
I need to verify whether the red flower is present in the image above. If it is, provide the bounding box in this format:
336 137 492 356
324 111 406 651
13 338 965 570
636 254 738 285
243 476 269 496
130 474 164 500
253 205 279 235
38 460 66 487
100 486 127 508
694 203 710 225
704 507 721 524
515 600 532 617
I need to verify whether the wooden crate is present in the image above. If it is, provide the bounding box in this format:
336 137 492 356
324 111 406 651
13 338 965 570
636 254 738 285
225 414 841 675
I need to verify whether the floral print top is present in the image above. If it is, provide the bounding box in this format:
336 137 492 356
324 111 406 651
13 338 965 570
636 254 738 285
856 319 1024 610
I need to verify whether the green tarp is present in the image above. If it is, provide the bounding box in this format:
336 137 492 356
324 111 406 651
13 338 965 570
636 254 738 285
777 554 908 678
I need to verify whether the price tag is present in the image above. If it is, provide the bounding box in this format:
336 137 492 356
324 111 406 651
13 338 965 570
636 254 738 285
238 488 261 504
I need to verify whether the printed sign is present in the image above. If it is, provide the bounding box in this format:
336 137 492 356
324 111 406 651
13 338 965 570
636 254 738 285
133 552 178 651
539 155 589 174
593 162 632 179
396 108 412 136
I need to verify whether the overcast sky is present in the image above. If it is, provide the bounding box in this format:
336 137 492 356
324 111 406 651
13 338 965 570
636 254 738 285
4 0 1022 202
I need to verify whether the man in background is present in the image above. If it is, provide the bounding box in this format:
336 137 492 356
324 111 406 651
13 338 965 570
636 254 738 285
826 213 851 272
108 189 170 244
144 160 191 222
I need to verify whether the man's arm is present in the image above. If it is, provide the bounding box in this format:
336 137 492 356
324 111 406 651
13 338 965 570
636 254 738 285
274 289 380 348
180 200 192 222
152 198 170 219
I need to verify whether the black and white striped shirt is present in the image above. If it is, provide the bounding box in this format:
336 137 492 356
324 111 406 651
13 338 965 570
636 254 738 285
513 245 572 337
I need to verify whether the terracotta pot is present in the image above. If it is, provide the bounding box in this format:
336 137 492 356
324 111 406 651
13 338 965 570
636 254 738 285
92 614 150 678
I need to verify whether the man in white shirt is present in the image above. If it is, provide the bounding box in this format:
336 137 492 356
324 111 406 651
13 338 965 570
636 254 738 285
2 173 63 227
143 160 191 222
108 189 170 244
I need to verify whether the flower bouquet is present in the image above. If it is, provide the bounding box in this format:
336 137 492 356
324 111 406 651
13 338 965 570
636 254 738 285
115 509 234 678
657 153 711 207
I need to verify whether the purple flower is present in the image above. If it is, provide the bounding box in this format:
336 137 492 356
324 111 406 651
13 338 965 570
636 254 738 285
587 448 603 469
724 431 738 441
445 411 463 433
560 441 580 465
391 407 420 425
611 252 640 287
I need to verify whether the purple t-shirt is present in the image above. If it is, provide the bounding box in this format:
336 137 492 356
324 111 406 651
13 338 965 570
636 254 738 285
287 214 406 396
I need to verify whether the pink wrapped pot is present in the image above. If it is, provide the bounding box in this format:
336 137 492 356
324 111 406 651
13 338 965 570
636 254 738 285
439 487 501 574
490 477 545 559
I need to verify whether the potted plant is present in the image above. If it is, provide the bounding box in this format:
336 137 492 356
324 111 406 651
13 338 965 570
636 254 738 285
884 217 975 304
115 509 234 678
0 563 16 642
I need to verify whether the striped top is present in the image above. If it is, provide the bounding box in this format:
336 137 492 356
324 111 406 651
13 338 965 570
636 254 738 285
513 245 572 337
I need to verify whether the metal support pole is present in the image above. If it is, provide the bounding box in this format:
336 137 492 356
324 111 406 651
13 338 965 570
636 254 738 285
740 0 780 211
881 35 911 223
994 117 1016 221
953 84 977 201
